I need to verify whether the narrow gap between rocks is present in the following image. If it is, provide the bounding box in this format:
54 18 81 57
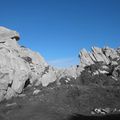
24 79 30 89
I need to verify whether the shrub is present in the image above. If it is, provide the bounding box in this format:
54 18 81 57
80 70 93 85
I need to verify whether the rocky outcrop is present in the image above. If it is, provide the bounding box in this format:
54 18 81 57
79 46 119 68
0 27 50 101
78 47 120 83
0 26 120 102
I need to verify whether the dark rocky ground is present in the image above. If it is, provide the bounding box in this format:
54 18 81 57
0 84 120 120
0 62 120 120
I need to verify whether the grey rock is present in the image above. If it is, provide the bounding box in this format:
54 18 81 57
5 87 16 100
33 89 40 95
0 90 6 101
56 66 78 79
112 65 120 78
11 70 29 93
92 47 109 64
0 27 48 102
19 47 47 67
117 48 120 55
79 46 119 68
104 46 119 60
0 83 8 90
79 48 94 67
93 108 111 115
0 26 20 41
37 67 57 87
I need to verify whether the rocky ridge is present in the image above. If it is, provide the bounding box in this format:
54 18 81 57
0 27 55 101
0 26 120 103
79 46 120 67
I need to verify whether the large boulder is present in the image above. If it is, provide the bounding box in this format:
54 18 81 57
79 48 94 67
19 47 47 66
35 66 57 87
92 47 110 64
103 46 119 60
56 66 78 79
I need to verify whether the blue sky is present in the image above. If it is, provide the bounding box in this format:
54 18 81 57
0 0 120 67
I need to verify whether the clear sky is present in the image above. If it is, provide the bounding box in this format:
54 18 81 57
0 0 120 67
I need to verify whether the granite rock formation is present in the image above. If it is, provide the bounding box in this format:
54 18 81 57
0 26 120 103
0 27 54 101
79 46 120 68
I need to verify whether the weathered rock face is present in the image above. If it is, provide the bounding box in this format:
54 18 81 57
79 46 119 68
0 26 20 41
77 46 120 84
0 27 49 101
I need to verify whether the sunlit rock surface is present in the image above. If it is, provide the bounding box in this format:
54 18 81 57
0 27 49 101
79 46 119 68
